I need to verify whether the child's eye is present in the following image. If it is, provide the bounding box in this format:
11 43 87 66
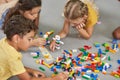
28 38 33 42
38 10 41 13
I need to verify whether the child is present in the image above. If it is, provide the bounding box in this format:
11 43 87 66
0 0 46 47
50 0 99 51
0 15 69 80
112 26 120 39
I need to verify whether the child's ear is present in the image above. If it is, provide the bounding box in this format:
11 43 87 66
12 34 20 43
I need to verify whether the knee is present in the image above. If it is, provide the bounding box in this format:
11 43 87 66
112 26 120 39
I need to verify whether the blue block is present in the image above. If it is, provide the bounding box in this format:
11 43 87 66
117 60 120 64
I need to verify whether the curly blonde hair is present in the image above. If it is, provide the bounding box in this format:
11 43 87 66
64 0 88 20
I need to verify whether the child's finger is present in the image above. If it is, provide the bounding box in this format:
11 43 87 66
76 25 81 30
39 42 46 46
51 45 55 52
40 40 46 45
52 46 56 52
81 23 83 28
81 23 85 28
82 23 85 27
38 73 46 77
34 73 38 77
50 44 55 52
38 38 46 42
61 72 69 79
80 24 83 28
50 44 53 51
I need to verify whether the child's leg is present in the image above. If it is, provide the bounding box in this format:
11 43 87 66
0 0 14 5
0 0 6 5
0 0 18 18
112 26 120 39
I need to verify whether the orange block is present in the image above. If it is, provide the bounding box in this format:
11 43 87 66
102 71 107 75
118 43 120 48
81 72 85 75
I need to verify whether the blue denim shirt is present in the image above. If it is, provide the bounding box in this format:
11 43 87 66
0 9 9 29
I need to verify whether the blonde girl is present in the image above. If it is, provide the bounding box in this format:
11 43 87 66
50 0 99 51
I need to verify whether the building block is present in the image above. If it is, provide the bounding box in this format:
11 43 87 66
39 46 53 61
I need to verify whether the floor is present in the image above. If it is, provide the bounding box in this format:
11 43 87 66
0 0 120 80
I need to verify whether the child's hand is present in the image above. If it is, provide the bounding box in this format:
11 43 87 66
31 37 46 47
53 72 69 80
25 67 46 78
31 69 45 78
28 68 46 78
75 23 85 30
49 40 56 52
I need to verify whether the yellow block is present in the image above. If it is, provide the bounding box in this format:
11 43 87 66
94 70 99 73
43 62 51 68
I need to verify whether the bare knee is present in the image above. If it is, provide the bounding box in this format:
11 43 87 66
112 26 120 39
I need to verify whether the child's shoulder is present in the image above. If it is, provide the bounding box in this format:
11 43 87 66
0 0 18 18
0 37 6 44
81 0 94 4
82 0 98 10
81 0 99 16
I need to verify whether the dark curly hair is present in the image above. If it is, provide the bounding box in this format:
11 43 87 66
2 0 41 30
4 15 38 40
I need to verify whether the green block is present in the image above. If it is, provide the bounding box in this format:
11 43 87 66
39 66 45 71
102 43 110 47
82 75 90 80
61 64 65 68
101 62 105 66
98 54 101 57
79 48 86 52
81 59 85 62
105 49 109 52
33 56 39 59
108 56 111 61
114 74 120 78
102 52 106 55
54 71 58 74
46 38 49 41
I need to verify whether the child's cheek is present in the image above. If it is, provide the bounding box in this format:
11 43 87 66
28 16 35 21
24 14 35 21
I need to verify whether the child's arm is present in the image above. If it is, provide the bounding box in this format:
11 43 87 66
58 19 70 38
76 24 94 39
30 37 46 47
17 71 51 80
25 67 45 77
17 67 47 80
17 71 68 80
